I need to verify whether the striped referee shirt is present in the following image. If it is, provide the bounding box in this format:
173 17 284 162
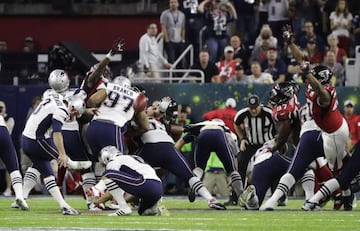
234 106 276 145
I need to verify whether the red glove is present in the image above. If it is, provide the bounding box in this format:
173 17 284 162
109 38 125 56
282 24 294 45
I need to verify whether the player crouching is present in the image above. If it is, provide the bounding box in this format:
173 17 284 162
87 146 166 216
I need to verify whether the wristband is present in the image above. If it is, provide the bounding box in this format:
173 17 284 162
106 52 112 59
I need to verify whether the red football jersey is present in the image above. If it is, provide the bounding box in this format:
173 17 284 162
203 107 237 133
306 84 343 133
216 60 238 83
272 95 301 123
345 114 360 146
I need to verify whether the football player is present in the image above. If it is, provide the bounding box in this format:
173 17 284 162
43 70 99 211
86 76 149 160
87 146 163 216
136 97 226 210
175 119 243 204
240 82 300 209
283 25 351 208
0 114 29 210
81 38 124 107
259 97 343 211
21 79 94 215
302 141 360 210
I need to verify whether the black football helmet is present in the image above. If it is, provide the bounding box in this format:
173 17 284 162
269 82 294 106
310 65 333 85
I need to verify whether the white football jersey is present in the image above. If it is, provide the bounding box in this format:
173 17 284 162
0 115 6 127
42 88 79 131
106 155 160 181
93 82 139 127
141 117 174 144
23 94 69 139
299 104 320 137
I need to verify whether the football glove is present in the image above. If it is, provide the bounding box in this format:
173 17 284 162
109 38 125 56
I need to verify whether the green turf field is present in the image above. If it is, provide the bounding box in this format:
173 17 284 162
0 196 359 231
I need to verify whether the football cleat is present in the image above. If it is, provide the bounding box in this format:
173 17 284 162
15 198 30 211
188 189 196 203
157 199 170 216
88 202 105 211
259 206 274 211
11 201 19 209
108 206 132 216
140 205 160 216
62 207 80 215
332 196 343 210
107 202 120 210
67 159 92 170
259 199 277 211
3 188 12 197
277 197 287 207
301 200 320 211
208 198 226 210
343 195 354 211
238 185 255 207
224 191 238 206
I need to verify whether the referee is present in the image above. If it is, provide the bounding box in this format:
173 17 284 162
234 95 276 186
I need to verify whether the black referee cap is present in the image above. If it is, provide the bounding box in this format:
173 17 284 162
248 95 260 109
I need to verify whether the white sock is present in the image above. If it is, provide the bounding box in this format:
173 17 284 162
188 176 212 200
9 170 24 200
103 178 128 208
230 171 243 197
23 167 41 199
310 178 340 203
81 172 97 203
44 176 69 208
342 188 351 197
193 167 204 179
265 173 295 206
301 169 315 200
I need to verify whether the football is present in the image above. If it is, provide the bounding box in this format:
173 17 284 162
133 93 148 112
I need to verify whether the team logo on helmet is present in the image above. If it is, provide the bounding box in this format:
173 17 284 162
269 82 294 106
310 65 332 85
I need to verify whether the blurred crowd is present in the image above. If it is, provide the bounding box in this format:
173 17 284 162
134 0 360 86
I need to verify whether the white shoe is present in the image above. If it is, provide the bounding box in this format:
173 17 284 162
3 188 12 197
157 200 170 216
352 194 357 208
62 207 80 215
259 199 276 211
107 203 120 210
88 202 105 211
16 198 30 211
108 206 132 216
67 158 92 170
140 205 160 216
207 198 226 210
301 200 321 211
239 185 255 207
11 201 19 209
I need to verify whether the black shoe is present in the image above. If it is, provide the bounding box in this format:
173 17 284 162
188 189 196 203
208 199 227 210
224 191 238 206
342 194 354 211
277 195 287 207
224 197 238 206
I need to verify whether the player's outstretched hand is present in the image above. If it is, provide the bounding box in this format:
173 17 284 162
300 61 311 75
109 38 125 56
282 24 294 45
159 96 173 113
